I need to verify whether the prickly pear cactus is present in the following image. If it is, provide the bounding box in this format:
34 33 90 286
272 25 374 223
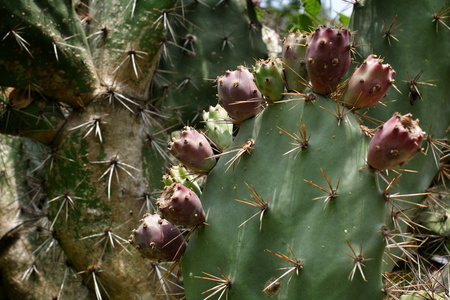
367 113 425 170
202 104 234 150
157 182 205 227
0 0 449 299
179 0 450 299
129 213 187 261
183 96 389 299
168 126 216 173
253 57 285 102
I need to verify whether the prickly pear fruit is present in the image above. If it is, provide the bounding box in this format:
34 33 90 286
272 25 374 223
168 127 216 173
217 66 263 123
163 165 202 197
343 55 396 109
158 183 205 227
253 58 285 102
129 213 186 262
367 113 425 170
305 26 351 95
202 105 233 150
282 31 310 92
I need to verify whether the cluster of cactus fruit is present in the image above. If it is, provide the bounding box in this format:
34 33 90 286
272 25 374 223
129 2 447 299
0 0 449 299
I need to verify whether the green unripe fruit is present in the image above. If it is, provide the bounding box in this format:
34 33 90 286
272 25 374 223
282 31 310 92
202 105 233 150
253 58 285 102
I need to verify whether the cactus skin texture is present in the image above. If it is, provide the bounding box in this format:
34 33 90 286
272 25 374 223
367 113 425 170
129 213 186 262
182 97 387 299
349 0 450 195
168 126 216 173
344 55 396 109
282 31 310 92
305 26 351 95
157 182 205 227
0 0 99 106
217 66 263 123
253 57 285 102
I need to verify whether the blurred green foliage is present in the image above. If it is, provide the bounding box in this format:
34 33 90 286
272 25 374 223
257 0 350 33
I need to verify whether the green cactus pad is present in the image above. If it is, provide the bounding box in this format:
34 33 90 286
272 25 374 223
182 97 387 299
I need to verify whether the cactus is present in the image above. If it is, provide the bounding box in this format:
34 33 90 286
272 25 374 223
163 164 203 197
157 182 205 227
179 1 450 299
202 104 233 151
0 1 100 107
128 213 187 262
1 0 449 299
182 94 390 299
151 0 267 122
168 126 216 173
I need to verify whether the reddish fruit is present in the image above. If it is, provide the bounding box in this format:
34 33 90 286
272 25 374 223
305 26 351 95
168 127 216 173
367 113 425 170
344 55 396 109
158 183 205 227
129 213 186 262
217 66 263 123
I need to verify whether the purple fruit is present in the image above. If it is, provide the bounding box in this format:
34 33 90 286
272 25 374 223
168 127 216 173
217 66 263 123
305 26 351 95
129 213 186 262
158 183 205 227
282 31 310 92
344 55 396 109
367 113 425 170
